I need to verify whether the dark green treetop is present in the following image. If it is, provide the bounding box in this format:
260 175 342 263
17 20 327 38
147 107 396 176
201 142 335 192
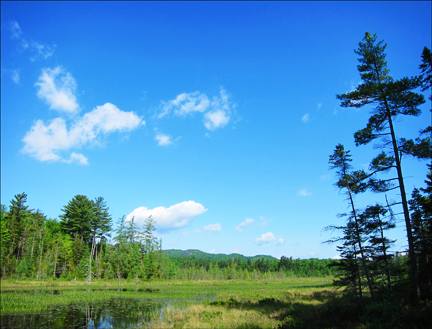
60 195 95 244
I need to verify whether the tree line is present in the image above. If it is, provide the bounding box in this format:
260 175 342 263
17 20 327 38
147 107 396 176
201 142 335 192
325 32 431 305
1 193 341 282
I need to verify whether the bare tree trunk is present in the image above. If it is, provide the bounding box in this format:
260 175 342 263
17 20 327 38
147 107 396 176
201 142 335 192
53 248 58 278
347 184 375 299
88 235 96 285
30 232 35 263
384 98 420 304
38 230 43 275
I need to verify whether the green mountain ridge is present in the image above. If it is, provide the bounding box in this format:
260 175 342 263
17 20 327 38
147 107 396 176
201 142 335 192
163 249 277 261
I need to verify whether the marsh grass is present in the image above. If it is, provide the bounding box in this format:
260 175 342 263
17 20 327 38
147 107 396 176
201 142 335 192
3 277 429 328
0 277 333 314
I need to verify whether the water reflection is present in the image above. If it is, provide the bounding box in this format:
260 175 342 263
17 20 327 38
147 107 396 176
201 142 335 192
1 297 204 328
1 288 160 294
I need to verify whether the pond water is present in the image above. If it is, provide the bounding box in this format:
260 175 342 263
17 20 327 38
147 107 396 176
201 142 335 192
1 295 211 328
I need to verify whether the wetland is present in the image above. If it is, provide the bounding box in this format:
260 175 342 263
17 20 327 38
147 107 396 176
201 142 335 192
1 277 338 328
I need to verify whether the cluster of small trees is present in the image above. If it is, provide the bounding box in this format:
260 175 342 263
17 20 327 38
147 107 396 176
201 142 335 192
326 32 431 304
0 193 162 284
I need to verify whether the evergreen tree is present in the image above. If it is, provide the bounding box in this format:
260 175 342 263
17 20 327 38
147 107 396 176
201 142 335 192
361 204 395 290
88 197 112 285
409 164 432 296
336 32 426 304
5 193 33 259
60 195 95 244
1 205 10 278
329 144 375 298
419 46 432 100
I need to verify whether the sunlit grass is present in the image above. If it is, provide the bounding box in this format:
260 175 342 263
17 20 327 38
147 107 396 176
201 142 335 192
3 277 430 328
1 277 334 315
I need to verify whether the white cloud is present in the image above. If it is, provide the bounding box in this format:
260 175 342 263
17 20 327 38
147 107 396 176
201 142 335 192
255 232 276 245
182 228 202 236
11 70 20 84
22 103 144 163
204 223 221 232
204 109 230 130
257 216 269 227
81 103 144 134
62 152 89 165
158 91 210 118
302 114 310 123
157 87 234 131
8 21 55 60
236 218 254 231
298 188 312 197
277 238 284 245
210 249 216 253
155 133 173 146
35 67 79 113
332 255 342 260
203 88 232 130
317 103 322 110
126 201 208 232
10 21 24 40
30 41 55 61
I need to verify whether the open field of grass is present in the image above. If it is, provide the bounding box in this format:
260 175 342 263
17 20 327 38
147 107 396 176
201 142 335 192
1 277 431 328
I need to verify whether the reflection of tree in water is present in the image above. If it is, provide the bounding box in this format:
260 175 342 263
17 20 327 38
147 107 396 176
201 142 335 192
1 298 168 328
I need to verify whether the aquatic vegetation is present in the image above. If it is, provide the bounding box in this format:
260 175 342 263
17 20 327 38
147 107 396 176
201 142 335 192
1 277 338 328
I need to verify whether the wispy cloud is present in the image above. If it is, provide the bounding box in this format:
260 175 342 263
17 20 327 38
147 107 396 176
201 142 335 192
203 88 232 130
35 67 80 113
62 152 89 165
255 232 276 245
302 114 310 123
11 70 20 84
298 188 312 197
257 216 269 227
159 92 210 118
277 238 284 245
182 228 202 236
22 103 144 163
126 201 208 232
8 21 55 60
157 87 234 131
204 223 221 232
236 218 254 231
155 133 173 146
320 174 331 182
317 103 322 111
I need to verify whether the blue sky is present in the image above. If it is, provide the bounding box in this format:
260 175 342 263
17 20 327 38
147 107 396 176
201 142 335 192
1 1 431 259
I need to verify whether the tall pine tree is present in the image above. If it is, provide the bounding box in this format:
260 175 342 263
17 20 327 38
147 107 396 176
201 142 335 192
336 32 426 304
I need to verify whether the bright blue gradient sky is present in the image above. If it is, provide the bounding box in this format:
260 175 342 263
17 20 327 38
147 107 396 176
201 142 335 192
1 1 431 259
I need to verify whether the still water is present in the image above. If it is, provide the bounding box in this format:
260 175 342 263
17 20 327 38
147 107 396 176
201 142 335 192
1 294 210 328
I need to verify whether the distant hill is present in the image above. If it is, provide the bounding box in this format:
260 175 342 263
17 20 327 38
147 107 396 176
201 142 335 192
163 249 277 261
